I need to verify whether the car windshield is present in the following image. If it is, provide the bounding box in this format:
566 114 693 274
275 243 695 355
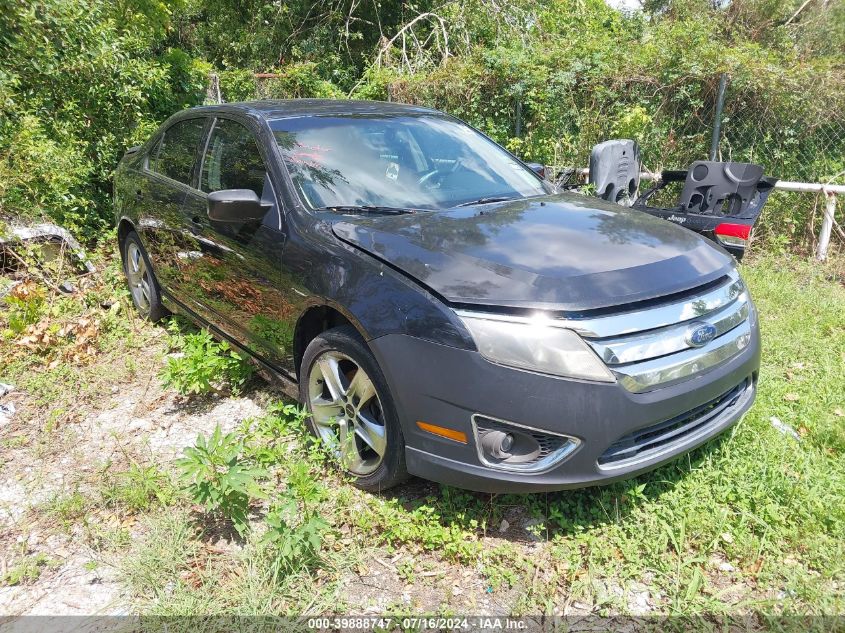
271 114 548 211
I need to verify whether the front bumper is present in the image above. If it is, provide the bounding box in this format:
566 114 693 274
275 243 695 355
369 324 760 493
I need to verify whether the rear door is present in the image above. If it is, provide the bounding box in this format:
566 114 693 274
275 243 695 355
180 116 296 373
136 117 208 295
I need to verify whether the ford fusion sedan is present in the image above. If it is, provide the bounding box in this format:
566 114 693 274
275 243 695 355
114 100 759 492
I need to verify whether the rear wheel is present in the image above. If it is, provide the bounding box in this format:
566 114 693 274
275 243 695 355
123 231 167 322
300 325 408 491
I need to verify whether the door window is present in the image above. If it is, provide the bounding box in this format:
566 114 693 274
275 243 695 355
201 119 268 195
150 118 205 185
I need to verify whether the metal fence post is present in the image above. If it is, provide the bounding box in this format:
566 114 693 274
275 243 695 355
817 190 837 261
710 73 728 161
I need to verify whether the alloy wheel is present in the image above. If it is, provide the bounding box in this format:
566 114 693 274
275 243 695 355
125 241 152 313
307 351 387 475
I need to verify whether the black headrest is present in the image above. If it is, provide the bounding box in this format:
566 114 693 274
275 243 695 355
589 139 641 204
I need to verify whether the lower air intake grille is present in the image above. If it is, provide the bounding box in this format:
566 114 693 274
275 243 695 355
598 378 750 467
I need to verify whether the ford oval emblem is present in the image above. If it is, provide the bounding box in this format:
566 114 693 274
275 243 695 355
686 322 717 348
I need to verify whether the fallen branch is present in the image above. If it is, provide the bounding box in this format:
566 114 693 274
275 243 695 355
375 12 450 72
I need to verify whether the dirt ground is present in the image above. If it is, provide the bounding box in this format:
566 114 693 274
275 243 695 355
0 341 546 617
0 331 268 615
0 343 655 618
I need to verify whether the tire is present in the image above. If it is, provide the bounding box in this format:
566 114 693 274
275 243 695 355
299 325 408 492
122 231 168 322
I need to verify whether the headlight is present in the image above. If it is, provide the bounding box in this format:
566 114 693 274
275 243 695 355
457 312 616 382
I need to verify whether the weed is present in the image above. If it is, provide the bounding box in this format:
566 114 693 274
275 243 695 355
176 425 267 535
48 489 90 530
160 328 253 396
481 544 526 591
1 553 57 586
358 497 482 564
121 510 203 604
240 403 312 468
3 280 45 335
86 524 132 553
262 499 329 581
396 558 416 583
101 462 177 513
261 458 330 581
2 435 29 449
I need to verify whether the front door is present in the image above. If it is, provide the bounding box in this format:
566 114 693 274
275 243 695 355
181 117 297 375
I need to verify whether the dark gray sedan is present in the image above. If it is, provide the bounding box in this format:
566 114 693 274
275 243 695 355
114 100 759 492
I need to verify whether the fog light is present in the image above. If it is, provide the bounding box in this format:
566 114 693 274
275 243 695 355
473 415 581 474
480 429 543 463
501 433 514 452
481 430 515 459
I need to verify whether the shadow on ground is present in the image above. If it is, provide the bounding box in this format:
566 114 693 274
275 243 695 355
381 432 732 543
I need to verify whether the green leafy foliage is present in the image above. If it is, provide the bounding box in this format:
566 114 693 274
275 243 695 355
176 425 267 535
0 553 57 587
2 0 843 253
101 462 176 513
0 0 208 237
2 281 45 335
262 490 329 580
160 328 253 395
239 402 312 467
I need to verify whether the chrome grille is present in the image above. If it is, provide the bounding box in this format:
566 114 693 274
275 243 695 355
560 270 752 392
598 378 751 468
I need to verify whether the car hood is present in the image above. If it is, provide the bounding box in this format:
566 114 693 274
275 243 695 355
330 193 735 312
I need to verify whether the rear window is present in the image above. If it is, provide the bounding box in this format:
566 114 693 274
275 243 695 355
149 118 206 185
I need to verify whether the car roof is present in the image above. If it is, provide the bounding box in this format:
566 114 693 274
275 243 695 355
185 99 442 121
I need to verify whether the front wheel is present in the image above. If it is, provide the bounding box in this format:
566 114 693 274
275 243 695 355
299 325 408 492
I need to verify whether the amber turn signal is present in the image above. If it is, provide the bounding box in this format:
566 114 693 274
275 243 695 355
416 421 468 444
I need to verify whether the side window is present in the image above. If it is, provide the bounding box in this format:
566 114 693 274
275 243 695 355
150 118 205 184
201 119 267 194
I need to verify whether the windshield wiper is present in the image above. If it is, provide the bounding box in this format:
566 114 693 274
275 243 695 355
316 205 417 216
456 195 517 207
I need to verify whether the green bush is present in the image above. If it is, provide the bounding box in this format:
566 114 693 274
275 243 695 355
0 0 208 238
218 69 257 102
255 62 344 100
176 425 267 536
160 328 253 396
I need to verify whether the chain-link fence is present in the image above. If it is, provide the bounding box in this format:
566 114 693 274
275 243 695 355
717 77 845 184
511 73 845 186
654 74 845 253
515 71 845 253
252 69 845 252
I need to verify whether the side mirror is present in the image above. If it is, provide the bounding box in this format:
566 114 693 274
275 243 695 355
207 189 268 223
526 162 546 179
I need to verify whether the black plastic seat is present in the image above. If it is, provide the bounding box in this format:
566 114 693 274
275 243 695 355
679 161 764 216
